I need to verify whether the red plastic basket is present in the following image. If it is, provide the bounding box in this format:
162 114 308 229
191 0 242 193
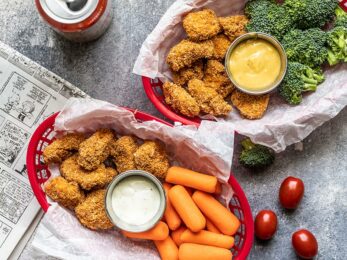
27 108 253 259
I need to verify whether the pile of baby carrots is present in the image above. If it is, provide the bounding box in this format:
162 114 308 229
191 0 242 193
122 166 240 260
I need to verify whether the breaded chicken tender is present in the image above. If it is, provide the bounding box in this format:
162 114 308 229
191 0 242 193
163 82 200 117
183 9 221 41
219 15 248 41
172 60 204 86
134 141 170 179
43 133 85 164
231 90 270 119
167 39 214 71
75 189 113 230
109 136 138 173
203 60 235 98
211 34 231 60
61 155 117 190
204 81 234 98
45 176 85 209
78 129 114 170
188 79 232 116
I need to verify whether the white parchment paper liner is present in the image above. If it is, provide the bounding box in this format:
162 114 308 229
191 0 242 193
30 97 236 259
133 0 347 152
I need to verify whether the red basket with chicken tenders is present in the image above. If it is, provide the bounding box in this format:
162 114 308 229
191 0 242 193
27 108 253 259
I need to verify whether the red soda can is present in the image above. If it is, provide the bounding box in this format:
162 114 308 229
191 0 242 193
35 0 113 42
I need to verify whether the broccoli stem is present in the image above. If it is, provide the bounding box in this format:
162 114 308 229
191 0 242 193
327 49 339 65
301 75 318 85
303 83 317 92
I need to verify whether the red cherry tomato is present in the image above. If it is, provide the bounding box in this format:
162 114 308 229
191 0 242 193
292 229 318 259
279 176 304 209
254 210 277 240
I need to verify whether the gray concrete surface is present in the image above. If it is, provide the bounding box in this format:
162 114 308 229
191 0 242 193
0 1 346 259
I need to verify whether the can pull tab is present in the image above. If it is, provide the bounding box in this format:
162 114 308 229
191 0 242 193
64 0 88 12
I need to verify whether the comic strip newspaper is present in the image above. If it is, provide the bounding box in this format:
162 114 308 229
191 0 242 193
0 41 87 259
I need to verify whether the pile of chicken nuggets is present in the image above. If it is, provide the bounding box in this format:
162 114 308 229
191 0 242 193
43 130 170 230
164 8 270 120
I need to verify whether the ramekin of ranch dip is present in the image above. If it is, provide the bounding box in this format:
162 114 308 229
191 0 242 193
105 170 166 232
225 32 287 95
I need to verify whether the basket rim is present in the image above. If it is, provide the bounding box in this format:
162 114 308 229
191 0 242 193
142 76 201 126
26 107 253 259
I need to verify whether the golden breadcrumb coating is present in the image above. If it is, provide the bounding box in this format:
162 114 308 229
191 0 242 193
219 15 248 41
45 176 85 209
109 136 138 173
43 133 85 164
134 141 170 179
204 81 234 98
172 60 204 86
78 129 114 171
204 60 230 84
167 39 214 71
231 90 270 119
61 155 117 190
163 82 200 117
188 79 232 116
75 189 113 230
203 60 235 98
183 9 221 41
211 34 231 60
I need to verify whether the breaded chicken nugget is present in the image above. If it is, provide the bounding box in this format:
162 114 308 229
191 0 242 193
134 141 170 179
219 15 248 41
167 40 214 71
109 136 138 173
163 82 200 117
183 9 221 41
203 60 235 98
78 129 114 171
211 34 231 60
204 81 234 98
61 155 117 190
45 176 85 209
231 90 270 119
43 133 85 164
75 189 113 230
172 60 204 86
188 79 232 116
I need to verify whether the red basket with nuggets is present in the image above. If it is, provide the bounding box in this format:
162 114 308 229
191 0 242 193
27 109 253 259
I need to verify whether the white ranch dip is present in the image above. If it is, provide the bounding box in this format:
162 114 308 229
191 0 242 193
112 176 161 225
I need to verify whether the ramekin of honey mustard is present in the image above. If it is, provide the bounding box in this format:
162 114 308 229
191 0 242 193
225 32 287 95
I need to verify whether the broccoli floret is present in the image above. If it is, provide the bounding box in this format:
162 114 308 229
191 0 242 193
282 28 328 67
279 62 325 105
239 138 275 169
245 0 294 40
284 0 338 29
327 26 347 65
335 6 347 28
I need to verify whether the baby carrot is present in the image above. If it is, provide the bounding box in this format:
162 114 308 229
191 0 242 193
180 229 235 249
165 166 218 193
178 243 232 260
169 185 206 232
122 221 169 240
154 236 179 260
171 226 186 247
192 191 240 236
206 218 221 234
163 183 182 231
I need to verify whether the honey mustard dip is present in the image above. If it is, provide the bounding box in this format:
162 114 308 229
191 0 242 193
228 39 281 91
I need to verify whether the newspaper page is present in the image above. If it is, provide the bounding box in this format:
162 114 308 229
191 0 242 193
0 41 87 259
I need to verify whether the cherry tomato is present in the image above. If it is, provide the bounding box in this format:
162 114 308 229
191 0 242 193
254 210 277 240
279 176 304 209
292 229 318 259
